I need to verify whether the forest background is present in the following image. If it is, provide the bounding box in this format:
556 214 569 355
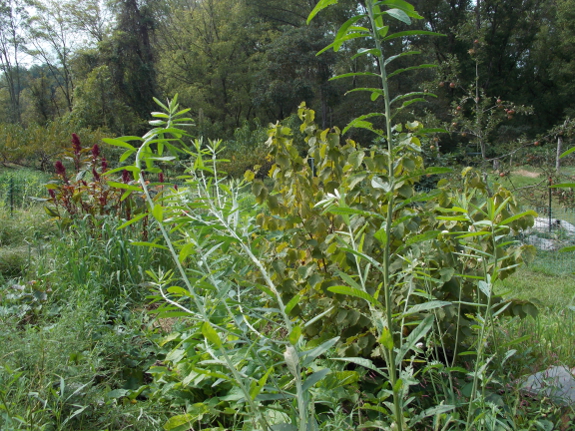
0 0 574 173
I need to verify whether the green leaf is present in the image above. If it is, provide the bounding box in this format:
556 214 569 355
379 327 394 350
152 204 164 222
102 138 136 150
178 243 196 262
300 337 339 366
328 285 378 307
396 315 434 363
331 72 380 81
289 325 302 345
402 301 451 316
384 50 420 67
352 48 382 59
384 30 444 41
302 369 330 392
391 91 435 106
551 183 575 189
130 241 168 250
285 292 303 314
202 322 222 348
559 245 575 252
164 414 194 431
118 213 148 229
406 230 440 245
307 0 338 24
333 15 366 48
560 146 575 159
499 210 537 225
385 8 411 24
332 357 385 376
107 181 142 191
387 64 438 79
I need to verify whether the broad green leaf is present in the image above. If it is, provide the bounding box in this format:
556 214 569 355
379 327 394 350
152 204 164 222
551 183 575 189
120 149 136 162
164 414 193 431
380 0 416 12
478 280 491 298
178 243 196 262
202 322 222 348
385 8 411 24
333 15 365 48
289 325 302 345
285 292 303 314
328 285 378 307
499 210 537 225
167 286 189 295
352 48 382 59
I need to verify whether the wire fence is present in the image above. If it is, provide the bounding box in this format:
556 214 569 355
519 206 575 275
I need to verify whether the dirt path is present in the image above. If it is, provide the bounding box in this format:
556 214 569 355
512 169 540 178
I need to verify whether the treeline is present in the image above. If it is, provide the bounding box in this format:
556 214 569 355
0 0 574 170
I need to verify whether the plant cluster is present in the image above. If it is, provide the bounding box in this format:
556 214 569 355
96 0 550 428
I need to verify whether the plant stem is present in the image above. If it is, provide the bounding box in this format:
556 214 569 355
365 1 402 429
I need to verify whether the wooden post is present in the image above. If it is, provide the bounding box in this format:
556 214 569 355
556 135 563 174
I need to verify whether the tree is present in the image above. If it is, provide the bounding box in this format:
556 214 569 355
26 0 80 113
0 0 28 123
105 0 159 120
157 0 265 136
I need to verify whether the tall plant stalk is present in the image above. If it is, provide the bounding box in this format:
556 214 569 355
309 1 442 428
